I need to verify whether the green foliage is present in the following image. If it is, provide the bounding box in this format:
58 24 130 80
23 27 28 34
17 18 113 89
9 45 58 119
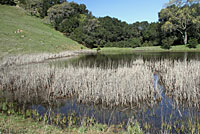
126 121 143 134
0 101 17 115
104 38 141 48
57 17 79 35
142 41 156 47
16 0 49 18
68 112 80 127
97 45 101 52
188 38 198 48
159 1 200 45
142 22 161 46
47 2 74 28
14 0 66 18
47 2 89 29
0 0 16 5
161 36 176 49
128 37 142 48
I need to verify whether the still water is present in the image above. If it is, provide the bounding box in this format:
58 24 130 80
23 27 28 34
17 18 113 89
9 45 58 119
52 52 200 68
5 52 200 133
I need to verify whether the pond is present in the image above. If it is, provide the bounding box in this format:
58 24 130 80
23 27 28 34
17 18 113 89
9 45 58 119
52 52 200 68
1 51 200 133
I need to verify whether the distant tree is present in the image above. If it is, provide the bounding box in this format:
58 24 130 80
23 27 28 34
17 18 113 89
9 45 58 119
83 18 99 33
188 3 200 42
142 22 161 46
15 0 53 17
70 27 86 44
57 17 79 35
70 2 88 14
159 0 200 45
47 2 75 28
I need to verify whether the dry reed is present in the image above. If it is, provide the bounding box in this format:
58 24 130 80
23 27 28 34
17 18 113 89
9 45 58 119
152 59 200 107
0 59 155 107
0 50 94 68
0 58 199 108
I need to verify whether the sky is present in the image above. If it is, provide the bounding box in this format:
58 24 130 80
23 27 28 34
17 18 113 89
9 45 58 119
67 0 169 24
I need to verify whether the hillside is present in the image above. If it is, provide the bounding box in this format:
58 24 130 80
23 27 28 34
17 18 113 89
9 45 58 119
0 5 83 58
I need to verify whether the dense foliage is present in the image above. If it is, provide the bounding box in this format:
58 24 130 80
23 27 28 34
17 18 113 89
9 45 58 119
159 0 200 45
1 0 200 49
0 0 16 5
188 38 198 48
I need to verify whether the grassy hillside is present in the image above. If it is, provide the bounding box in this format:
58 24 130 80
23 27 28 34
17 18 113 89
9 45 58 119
0 5 83 58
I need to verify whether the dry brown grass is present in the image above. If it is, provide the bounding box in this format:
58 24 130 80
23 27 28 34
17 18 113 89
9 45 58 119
0 49 94 68
0 59 155 107
153 60 200 107
0 58 199 108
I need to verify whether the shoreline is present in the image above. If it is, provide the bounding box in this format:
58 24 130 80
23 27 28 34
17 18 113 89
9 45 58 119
0 49 96 68
1 45 200 68
96 45 200 54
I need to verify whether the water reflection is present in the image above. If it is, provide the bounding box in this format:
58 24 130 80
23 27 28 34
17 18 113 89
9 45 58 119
52 52 200 69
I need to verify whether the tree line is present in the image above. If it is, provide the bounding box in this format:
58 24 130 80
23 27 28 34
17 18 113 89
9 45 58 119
1 0 200 49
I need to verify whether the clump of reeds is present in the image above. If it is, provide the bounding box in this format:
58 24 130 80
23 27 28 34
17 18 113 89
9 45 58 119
151 59 200 107
1 58 199 108
0 59 156 107
0 49 94 68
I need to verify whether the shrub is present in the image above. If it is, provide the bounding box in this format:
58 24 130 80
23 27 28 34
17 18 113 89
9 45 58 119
104 42 114 47
128 37 142 48
161 37 176 49
188 38 198 48
142 41 153 47
97 45 101 52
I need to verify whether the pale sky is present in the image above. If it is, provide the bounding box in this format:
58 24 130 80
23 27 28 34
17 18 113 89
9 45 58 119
68 0 169 23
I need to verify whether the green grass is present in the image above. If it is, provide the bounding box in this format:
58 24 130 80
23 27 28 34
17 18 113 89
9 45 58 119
0 113 143 134
98 45 200 54
94 47 134 54
0 113 67 134
134 45 200 52
0 5 83 58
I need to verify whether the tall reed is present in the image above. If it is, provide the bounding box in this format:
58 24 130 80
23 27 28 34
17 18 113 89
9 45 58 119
149 59 200 107
0 59 155 107
0 58 199 108
0 50 94 68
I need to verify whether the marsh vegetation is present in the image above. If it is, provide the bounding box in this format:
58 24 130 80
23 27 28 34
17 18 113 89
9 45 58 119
0 52 200 133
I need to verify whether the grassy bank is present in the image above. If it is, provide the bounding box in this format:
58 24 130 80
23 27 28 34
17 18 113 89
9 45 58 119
97 45 200 54
0 5 83 58
95 47 134 54
0 113 67 134
134 44 200 52
0 112 144 134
